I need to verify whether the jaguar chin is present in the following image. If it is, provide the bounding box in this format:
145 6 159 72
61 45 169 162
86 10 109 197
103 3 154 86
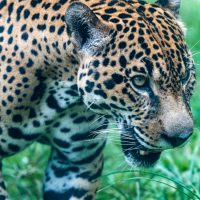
121 131 162 168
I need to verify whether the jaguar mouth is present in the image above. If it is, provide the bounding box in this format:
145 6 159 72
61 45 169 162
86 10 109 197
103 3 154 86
120 128 162 167
123 147 162 168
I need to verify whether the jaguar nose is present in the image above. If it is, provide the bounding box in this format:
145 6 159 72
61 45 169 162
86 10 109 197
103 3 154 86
161 132 193 148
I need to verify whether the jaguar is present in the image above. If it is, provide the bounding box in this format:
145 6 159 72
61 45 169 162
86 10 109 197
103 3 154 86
0 0 195 199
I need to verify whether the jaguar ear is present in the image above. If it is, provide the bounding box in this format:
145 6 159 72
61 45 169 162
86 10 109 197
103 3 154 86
155 0 181 18
65 2 111 55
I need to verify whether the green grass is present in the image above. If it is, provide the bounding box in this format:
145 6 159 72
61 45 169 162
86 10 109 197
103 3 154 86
2 0 200 199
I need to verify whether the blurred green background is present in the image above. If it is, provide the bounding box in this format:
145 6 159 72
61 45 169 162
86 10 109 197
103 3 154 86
2 0 200 199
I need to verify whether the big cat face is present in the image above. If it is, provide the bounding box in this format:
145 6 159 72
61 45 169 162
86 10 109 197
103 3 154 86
66 0 195 167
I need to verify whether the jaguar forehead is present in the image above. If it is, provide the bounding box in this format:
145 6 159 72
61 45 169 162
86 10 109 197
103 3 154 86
96 2 188 90
132 3 188 90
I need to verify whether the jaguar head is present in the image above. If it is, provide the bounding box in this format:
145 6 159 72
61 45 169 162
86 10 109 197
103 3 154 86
65 0 195 167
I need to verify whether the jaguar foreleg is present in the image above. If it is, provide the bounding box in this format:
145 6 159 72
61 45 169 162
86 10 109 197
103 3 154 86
43 142 105 200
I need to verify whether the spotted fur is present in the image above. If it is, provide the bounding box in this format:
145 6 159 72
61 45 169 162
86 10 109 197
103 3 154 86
0 0 195 199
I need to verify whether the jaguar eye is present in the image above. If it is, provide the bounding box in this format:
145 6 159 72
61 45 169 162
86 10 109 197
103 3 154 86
182 70 190 84
132 75 148 88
